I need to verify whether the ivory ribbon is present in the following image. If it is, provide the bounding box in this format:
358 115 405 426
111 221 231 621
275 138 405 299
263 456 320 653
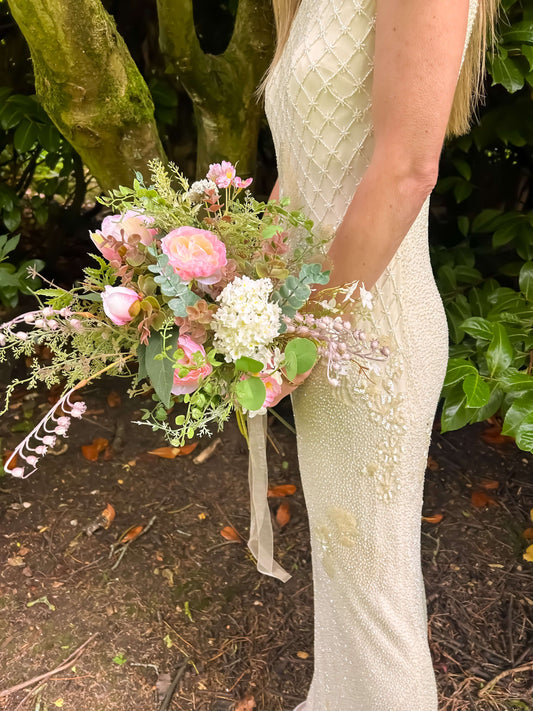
247 413 291 582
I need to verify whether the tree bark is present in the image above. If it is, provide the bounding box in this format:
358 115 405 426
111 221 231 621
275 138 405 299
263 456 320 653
157 0 275 178
7 0 165 189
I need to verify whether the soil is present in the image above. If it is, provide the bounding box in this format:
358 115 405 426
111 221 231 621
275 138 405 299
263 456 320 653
0 379 532 711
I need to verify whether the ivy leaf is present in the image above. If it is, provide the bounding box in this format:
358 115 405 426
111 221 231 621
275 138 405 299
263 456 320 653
145 330 176 408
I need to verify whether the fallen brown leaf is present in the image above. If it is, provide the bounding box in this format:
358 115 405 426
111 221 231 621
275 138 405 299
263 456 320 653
81 438 109 462
479 479 500 491
471 490 497 508
18 546 29 556
481 423 515 446
522 527 533 540
107 390 121 408
267 484 297 497
7 555 25 566
234 695 256 711
148 443 198 459
426 455 440 471
422 513 443 524
220 526 241 542
296 651 309 659
102 504 115 529
276 502 291 527
119 525 143 544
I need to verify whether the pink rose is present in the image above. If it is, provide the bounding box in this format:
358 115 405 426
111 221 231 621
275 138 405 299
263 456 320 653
102 285 141 325
91 210 156 262
172 335 213 395
161 226 227 285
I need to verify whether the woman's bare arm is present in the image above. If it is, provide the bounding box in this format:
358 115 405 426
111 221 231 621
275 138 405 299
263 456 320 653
327 0 472 291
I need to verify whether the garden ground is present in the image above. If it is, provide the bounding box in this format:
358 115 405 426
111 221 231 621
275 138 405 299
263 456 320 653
0 380 532 711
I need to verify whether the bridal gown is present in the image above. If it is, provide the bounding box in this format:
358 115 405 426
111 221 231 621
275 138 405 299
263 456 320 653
263 0 479 709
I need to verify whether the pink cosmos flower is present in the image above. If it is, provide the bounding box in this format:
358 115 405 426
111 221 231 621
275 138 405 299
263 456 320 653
102 285 141 326
161 226 227 285
207 161 236 188
91 210 156 262
260 373 283 408
234 176 253 190
172 335 213 396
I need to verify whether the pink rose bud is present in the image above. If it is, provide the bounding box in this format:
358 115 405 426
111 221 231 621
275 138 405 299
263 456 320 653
161 226 226 285
102 285 141 326
172 335 213 396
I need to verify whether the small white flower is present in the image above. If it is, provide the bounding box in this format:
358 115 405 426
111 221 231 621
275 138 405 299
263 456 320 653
186 179 219 204
359 284 373 310
211 276 282 362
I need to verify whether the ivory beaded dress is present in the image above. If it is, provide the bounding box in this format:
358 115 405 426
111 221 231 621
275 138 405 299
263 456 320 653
263 1 479 709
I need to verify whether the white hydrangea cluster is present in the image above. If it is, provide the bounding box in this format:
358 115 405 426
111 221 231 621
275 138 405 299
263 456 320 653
186 179 219 204
212 276 282 362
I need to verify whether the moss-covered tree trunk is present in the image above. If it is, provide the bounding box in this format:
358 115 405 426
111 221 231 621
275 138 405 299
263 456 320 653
157 0 275 178
7 0 165 189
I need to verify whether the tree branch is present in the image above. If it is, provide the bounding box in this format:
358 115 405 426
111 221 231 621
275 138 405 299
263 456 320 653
7 0 165 189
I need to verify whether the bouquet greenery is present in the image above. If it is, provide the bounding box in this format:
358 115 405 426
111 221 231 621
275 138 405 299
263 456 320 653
0 160 386 479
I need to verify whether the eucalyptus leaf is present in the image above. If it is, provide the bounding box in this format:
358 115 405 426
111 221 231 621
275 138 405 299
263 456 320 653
235 377 267 411
235 356 264 373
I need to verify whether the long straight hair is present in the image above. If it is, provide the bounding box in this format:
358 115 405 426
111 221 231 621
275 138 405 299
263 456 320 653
260 0 500 137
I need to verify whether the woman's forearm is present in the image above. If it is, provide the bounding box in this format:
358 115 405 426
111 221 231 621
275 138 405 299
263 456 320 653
326 156 436 292
269 177 280 203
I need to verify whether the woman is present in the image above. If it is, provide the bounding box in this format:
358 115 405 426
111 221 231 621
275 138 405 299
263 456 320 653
260 0 499 709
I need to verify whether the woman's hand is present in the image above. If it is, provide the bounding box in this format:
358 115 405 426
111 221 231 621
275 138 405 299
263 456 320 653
269 368 313 408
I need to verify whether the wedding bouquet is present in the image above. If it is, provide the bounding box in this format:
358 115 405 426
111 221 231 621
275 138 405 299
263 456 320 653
0 160 388 481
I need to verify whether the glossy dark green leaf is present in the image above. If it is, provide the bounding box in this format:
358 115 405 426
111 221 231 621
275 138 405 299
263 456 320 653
516 412 533 453
519 261 533 301
440 384 476 432
501 391 533 437
461 316 494 340
443 358 477 387
486 323 514 377
13 119 39 153
471 384 505 423
462 371 491 408
490 53 525 93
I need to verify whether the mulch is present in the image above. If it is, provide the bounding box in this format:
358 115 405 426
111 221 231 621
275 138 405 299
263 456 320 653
0 379 531 711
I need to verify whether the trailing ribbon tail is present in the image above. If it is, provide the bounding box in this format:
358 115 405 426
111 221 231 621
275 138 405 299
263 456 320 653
247 413 292 582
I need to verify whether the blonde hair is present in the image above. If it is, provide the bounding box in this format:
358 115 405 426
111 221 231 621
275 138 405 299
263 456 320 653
260 0 500 138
